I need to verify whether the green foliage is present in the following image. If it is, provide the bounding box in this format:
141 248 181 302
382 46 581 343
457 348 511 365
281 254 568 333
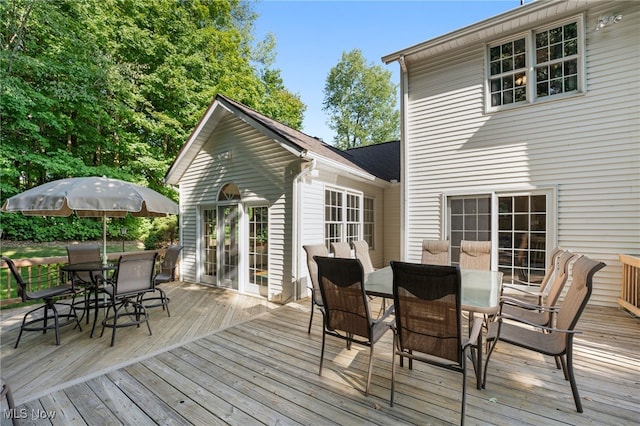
0 0 305 242
323 49 400 149
144 216 178 250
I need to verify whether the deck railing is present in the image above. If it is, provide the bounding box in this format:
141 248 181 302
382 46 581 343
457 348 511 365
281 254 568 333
619 253 640 316
0 250 164 307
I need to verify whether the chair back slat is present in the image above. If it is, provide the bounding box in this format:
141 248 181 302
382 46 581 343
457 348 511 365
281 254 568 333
391 261 462 364
421 239 450 266
315 256 371 339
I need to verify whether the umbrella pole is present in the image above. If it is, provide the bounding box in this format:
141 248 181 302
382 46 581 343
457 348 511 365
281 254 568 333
102 214 108 264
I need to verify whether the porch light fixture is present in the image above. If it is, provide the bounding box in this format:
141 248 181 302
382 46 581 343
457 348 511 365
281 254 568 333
595 14 623 30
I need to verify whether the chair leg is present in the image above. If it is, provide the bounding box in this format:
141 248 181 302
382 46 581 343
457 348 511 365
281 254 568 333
461 354 467 426
160 288 170 317
319 329 326 376
14 315 27 349
566 342 583 413
365 344 375 396
307 299 314 334
50 304 61 345
390 334 397 406
482 330 501 389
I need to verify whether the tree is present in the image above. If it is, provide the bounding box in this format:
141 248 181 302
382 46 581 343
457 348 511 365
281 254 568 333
0 0 305 242
323 49 399 149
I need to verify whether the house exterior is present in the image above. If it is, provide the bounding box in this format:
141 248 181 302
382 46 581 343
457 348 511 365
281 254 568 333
165 95 400 303
382 0 639 306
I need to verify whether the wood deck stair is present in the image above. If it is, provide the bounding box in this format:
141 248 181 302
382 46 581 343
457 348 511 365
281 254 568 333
1 281 638 425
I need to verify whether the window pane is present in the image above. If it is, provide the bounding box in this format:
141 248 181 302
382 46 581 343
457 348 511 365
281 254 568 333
564 59 577 76
549 26 562 44
514 38 526 54
490 62 501 76
565 22 577 39
550 43 563 60
564 39 577 56
502 58 513 72
490 46 501 61
537 82 549 97
536 47 548 63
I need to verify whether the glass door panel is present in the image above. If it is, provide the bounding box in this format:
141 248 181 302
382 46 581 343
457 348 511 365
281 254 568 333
201 208 217 285
248 206 268 296
219 205 239 290
449 196 491 265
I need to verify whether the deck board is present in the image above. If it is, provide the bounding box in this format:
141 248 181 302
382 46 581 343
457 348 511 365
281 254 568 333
1 281 638 425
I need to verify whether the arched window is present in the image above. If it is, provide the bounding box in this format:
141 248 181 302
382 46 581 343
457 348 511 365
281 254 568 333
218 183 241 201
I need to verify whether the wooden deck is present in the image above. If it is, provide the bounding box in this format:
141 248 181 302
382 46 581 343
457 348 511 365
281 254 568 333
1 281 638 425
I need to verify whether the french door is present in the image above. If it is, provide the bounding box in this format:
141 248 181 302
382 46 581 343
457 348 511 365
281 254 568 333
447 191 552 286
200 204 239 290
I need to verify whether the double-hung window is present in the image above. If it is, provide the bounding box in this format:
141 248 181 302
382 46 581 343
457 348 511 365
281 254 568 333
487 16 583 110
324 187 371 249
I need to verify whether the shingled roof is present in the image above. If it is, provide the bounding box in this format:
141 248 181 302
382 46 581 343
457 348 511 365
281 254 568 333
343 141 400 182
166 94 400 184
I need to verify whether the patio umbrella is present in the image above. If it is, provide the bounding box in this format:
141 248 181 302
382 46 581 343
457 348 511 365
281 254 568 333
1 176 179 261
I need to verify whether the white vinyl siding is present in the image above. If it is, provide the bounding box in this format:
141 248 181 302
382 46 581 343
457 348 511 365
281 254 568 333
402 3 640 306
178 114 297 302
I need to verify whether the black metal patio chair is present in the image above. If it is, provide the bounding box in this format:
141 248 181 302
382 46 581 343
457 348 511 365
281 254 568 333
2 256 81 348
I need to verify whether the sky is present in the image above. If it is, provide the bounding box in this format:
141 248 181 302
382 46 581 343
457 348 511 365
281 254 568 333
253 0 527 144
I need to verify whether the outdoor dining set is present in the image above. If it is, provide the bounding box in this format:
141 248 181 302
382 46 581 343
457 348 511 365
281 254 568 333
2 244 183 348
303 239 606 424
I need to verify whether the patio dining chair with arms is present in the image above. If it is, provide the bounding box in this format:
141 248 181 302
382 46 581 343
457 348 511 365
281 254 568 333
144 245 183 317
100 252 158 346
303 244 328 334
314 256 394 396
501 249 579 328
421 239 450 266
389 261 482 425
483 255 606 412
2 256 82 348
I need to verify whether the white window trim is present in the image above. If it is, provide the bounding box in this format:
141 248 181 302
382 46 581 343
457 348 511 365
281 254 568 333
485 13 586 113
323 185 365 244
442 186 557 273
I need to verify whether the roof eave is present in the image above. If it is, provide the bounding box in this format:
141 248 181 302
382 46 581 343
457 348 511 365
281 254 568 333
382 0 584 65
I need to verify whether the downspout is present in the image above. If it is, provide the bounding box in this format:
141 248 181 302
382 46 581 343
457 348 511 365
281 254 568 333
399 55 409 261
292 155 316 301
